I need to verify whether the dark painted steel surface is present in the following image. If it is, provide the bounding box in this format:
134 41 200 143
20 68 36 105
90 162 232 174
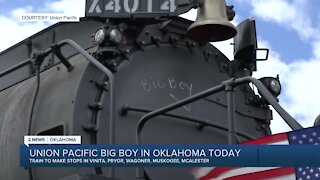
0 19 104 92
0 16 294 180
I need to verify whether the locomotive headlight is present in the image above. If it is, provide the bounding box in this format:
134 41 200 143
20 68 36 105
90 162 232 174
269 79 281 94
109 28 122 45
94 28 106 45
93 27 123 45
259 77 281 97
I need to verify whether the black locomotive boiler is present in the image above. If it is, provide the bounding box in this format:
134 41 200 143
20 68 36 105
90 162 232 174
0 0 303 179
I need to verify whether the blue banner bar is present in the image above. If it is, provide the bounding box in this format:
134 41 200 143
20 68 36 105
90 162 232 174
20 145 320 167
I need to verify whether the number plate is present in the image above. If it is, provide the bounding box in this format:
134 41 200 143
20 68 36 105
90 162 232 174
85 0 178 18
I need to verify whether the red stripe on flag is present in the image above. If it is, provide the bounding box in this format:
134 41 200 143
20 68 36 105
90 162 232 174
241 132 288 145
199 167 238 180
195 132 290 180
224 167 295 180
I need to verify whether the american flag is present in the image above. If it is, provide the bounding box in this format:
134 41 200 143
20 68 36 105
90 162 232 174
193 126 320 180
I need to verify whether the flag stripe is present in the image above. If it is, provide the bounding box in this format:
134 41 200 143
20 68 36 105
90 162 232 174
242 133 288 145
193 126 320 180
194 139 289 179
265 173 296 180
269 140 289 145
223 167 295 180
192 167 222 179
199 167 279 180
197 167 236 179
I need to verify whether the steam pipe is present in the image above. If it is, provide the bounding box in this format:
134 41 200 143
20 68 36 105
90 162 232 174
226 82 237 144
0 59 31 78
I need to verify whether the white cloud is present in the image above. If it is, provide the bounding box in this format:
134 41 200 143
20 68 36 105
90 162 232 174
11 5 33 20
251 0 297 24
253 39 289 80
0 16 47 51
42 0 85 17
180 8 197 21
0 0 86 52
312 41 320 59
248 0 320 41
283 59 320 127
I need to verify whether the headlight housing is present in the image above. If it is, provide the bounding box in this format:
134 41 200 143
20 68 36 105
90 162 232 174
109 28 122 45
93 28 106 45
93 27 123 46
259 76 281 97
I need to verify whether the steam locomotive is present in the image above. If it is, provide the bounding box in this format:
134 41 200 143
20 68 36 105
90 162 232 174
0 0 303 179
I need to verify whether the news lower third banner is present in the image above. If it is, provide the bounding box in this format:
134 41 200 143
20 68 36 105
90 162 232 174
20 144 320 167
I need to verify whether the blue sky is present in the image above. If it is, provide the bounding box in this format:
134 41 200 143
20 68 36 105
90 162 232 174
1 0 320 133
231 0 320 61
0 0 49 16
0 0 315 61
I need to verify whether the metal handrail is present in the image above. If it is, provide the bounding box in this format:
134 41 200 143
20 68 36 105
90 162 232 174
135 76 303 179
120 105 255 140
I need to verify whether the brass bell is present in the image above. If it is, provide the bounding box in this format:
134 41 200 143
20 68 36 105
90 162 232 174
187 0 237 42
